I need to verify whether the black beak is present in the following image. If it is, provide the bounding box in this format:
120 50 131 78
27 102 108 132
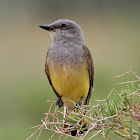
39 25 53 31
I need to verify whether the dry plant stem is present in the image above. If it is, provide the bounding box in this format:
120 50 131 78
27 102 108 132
95 88 114 102
46 99 56 103
124 89 140 97
116 80 140 85
112 71 131 79
114 130 129 138
113 68 140 85
85 104 100 116
128 68 140 80
87 129 103 140
41 119 79 139
49 132 55 140
112 68 138 79
105 135 115 140
80 124 95 139
30 124 42 129
36 125 44 140
70 112 98 121
26 125 43 140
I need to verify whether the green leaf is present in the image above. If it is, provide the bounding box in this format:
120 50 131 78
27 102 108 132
124 97 130 105
107 100 112 116
63 117 77 124
100 103 106 117
94 110 98 117
114 99 119 111
115 90 123 102
129 119 133 137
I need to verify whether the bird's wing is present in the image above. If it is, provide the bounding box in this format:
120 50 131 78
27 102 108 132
82 45 94 105
45 47 61 99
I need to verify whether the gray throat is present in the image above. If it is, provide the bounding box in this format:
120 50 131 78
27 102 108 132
51 31 85 46
48 41 85 67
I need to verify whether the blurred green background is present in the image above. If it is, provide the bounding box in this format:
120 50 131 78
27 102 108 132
0 0 140 139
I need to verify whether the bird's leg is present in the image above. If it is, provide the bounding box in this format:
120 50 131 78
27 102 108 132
56 96 64 108
76 97 83 108
63 106 66 118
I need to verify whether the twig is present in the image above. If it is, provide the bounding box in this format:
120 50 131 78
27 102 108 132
95 88 114 102
128 68 140 80
49 132 55 140
112 71 131 79
30 124 42 129
41 119 79 139
116 80 140 85
87 129 103 140
26 126 42 140
36 125 44 140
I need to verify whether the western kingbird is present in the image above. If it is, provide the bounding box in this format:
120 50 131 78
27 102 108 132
39 19 94 111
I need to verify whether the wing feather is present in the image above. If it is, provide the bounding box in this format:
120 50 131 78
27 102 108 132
45 47 61 98
82 45 94 105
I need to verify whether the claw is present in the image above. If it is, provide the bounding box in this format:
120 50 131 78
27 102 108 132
56 96 64 108
76 97 83 108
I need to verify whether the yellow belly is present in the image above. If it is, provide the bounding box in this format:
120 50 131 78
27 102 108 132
48 61 89 110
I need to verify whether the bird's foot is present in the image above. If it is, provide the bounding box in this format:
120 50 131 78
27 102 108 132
76 97 83 108
56 96 64 108
70 124 88 136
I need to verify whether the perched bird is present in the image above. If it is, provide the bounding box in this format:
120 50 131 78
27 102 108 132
39 19 94 112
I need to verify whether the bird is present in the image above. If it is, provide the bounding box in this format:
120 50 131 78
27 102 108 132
39 19 94 113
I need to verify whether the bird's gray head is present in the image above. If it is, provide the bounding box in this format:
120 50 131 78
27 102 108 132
39 19 85 45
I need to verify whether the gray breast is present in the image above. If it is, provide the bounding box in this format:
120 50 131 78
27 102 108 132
48 43 84 66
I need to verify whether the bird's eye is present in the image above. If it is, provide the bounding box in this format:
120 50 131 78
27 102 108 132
61 24 66 27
